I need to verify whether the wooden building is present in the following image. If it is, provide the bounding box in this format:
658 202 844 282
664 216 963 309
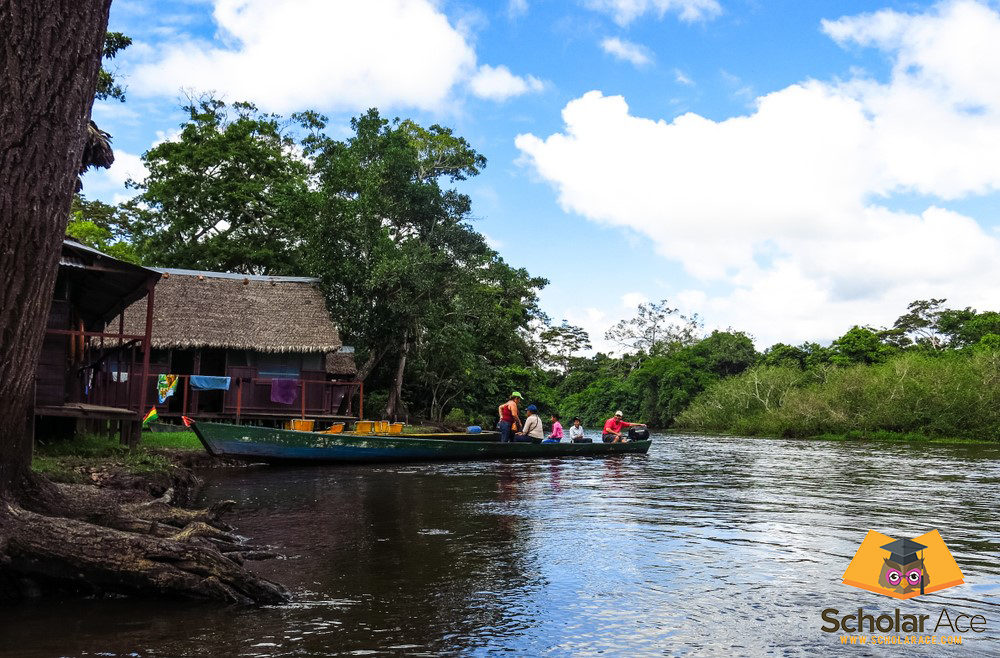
118 268 361 423
35 240 160 444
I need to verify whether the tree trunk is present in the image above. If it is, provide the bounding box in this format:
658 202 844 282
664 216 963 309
355 345 388 383
0 0 112 498
0 4 289 606
384 339 409 421
0 497 286 604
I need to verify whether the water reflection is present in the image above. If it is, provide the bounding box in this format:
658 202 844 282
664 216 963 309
4 435 1000 656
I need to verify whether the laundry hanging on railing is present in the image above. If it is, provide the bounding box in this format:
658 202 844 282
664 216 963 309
190 375 231 391
157 374 179 403
270 378 299 405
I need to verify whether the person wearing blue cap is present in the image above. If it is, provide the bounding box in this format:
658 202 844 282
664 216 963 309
516 405 544 441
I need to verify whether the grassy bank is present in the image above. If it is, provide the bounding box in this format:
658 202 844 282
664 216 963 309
33 430 203 484
675 351 1000 442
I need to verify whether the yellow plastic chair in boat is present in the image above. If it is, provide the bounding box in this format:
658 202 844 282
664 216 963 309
387 422 404 435
354 420 374 433
290 419 315 432
374 420 389 433
323 422 345 434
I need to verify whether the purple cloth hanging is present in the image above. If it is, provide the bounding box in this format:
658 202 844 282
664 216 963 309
270 378 300 405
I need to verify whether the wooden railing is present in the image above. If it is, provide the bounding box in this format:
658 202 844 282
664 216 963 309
119 372 363 421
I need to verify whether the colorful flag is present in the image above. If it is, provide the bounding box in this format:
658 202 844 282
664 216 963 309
142 407 159 426
157 374 178 403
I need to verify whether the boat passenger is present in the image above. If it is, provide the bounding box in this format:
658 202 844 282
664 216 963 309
498 391 522 443
602 410 644 443
516 405 544 442
569 417 587 443
543 414 563 443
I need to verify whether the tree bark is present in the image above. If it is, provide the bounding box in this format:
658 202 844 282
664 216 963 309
0 502 286 604
0 0 112 497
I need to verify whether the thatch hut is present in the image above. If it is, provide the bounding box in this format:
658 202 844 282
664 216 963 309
118 268 360 421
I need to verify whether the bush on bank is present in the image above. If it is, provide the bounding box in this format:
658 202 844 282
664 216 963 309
675 349 1000 440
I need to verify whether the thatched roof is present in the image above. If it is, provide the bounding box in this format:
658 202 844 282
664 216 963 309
325 350 358 376
121 268 341 353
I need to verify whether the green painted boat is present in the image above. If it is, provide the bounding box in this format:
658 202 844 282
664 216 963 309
188 419 652 463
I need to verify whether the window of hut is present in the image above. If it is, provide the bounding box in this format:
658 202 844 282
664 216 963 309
257 352 302 378
301 353 322 372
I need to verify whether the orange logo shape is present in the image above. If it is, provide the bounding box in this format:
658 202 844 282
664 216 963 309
842 529 964 599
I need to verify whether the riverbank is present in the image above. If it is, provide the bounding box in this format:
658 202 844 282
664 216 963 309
668 427 999 445
31 430 232 505
1 430 286 604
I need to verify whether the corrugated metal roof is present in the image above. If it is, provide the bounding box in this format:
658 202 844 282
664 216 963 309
153 267 320 284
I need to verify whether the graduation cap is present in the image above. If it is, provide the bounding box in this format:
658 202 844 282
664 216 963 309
881 538 928 595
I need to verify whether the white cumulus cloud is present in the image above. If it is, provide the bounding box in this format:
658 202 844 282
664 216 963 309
584 0 722 25
81 150 148 201
621 292 650 308
469 64 545 101
517 0 1000 346
128 0 539 113
600 37 654 67
508 0 529 19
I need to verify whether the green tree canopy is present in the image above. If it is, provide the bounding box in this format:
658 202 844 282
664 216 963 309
126 98 317 275
303 109 545 418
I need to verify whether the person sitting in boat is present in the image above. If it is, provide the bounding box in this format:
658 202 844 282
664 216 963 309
602 410 644 443
568 417 588 443
498 391 522 443
543 413 563 443
516 405 544 442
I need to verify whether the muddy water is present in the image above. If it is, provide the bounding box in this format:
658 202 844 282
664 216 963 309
5 434 1000 656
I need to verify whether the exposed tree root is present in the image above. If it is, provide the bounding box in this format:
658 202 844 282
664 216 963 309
0 469 287 605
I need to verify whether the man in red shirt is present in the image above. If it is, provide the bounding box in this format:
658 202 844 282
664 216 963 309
602 410 644 443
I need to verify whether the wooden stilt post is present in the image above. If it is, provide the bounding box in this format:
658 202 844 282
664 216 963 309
236 378 242 425
134 281 155 450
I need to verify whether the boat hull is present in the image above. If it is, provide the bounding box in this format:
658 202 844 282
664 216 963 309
190 421 651 463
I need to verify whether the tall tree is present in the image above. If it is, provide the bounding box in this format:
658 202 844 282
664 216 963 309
413 257 544 420
305 110 519 419
890 298 949 350
540 321 592 374
0 7 287 604
126 98 318 275
96 30 132 102
0 0 113 498
831 326 892 365
66 195 138 262
605 299 701 368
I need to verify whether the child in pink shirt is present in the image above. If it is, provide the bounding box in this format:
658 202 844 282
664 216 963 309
544 414 564 443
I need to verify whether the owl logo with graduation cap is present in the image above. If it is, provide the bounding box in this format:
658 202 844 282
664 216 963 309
842 530 964 600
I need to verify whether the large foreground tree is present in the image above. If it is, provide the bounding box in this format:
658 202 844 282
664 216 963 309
0 2 284 604
0 0 112 499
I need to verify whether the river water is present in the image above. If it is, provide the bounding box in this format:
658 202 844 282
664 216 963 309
5 434 1000 657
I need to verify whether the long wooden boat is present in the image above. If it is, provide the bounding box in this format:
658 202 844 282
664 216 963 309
188 419 652 463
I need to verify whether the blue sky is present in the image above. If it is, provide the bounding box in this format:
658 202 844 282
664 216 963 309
89 0 1000 352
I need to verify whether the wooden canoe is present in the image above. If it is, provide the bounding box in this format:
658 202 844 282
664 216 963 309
188 420 651 463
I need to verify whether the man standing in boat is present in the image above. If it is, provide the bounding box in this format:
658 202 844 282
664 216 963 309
498 391 523 443
602 410 644 443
